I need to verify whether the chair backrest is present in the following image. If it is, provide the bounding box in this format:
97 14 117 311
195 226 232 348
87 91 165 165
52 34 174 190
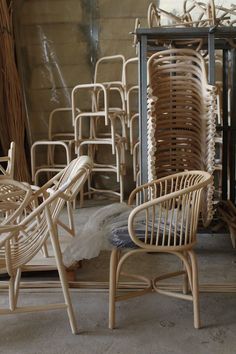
0 142 15 179
0 156 93 275
71 83 109 127
94 55 125 85
123 57 138 93
128 170 212 251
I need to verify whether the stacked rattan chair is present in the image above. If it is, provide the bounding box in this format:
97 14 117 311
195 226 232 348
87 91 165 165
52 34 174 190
31 108 74 185
122 57 140 184
72 83 126 202
109 170 213 329
147 48 216 225
94 55 126 115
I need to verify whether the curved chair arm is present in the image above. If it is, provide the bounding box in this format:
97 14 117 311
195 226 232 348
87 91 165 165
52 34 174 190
128 171 212 251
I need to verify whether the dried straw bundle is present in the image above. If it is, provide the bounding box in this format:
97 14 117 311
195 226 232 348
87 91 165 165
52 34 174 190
0 0 29 181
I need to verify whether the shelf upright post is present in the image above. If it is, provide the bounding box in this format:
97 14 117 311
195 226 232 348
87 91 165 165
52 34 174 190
208 28 215 85
138 34 148 185
230 49 236 202
222 49 229 200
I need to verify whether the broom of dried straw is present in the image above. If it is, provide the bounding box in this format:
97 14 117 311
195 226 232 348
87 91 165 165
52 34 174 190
0 0 30 181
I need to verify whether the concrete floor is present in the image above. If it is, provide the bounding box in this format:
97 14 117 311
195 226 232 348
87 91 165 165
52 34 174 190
0 202 236 354
0 291 235 354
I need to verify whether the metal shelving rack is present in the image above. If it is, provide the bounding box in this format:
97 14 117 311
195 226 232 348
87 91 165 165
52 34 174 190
136 26 236 202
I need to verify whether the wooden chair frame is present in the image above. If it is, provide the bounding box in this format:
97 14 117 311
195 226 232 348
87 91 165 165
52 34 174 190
30 107 75 185
147 48 216 226
94 55 126 112
31 140 71 185
72 83 126 202
109 170 213 330
0 156 93 334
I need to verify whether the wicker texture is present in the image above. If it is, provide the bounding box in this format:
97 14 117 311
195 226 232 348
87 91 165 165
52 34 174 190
147 48 216 225
0 156 93 333
109 170 213 330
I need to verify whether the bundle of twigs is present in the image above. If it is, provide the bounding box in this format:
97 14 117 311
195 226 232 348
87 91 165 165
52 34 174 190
0 0 29 181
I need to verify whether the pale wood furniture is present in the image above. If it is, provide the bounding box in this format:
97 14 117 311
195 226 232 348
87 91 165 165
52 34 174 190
72 83 126 202
147 48 216 226
136 26 236 209
122 58 140 183
109 170 213 330
147 1 224 29
0 141 15 179
31 108 74 185
31 140 71 185
94 55 127 149
94 55 126 113
0 156 92 334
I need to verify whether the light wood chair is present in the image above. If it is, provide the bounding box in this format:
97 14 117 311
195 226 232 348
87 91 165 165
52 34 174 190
109 170 213 330
30 108 75 185
147 48 216 226
148 1 216 28
72 83 126 202
0 141 15 179
0 156 93 334
94 55 126 113
31 140 71 185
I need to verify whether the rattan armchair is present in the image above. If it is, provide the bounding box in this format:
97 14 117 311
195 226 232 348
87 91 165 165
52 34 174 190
109 170 213 330
0 156 93 334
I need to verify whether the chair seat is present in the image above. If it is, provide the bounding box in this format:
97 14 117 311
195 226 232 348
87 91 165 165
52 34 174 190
108 201 189 249
110 225 146 248
110 220 182 249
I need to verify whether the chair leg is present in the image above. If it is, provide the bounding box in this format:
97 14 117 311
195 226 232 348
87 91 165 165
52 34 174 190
49 227 78 334
9 275 16 311
188 250 200 329
14 268 21 305
182 253 189 295
120 174 124 203
183 271 189 295
67 202 75 237
41 242 49 258
109 248 119 329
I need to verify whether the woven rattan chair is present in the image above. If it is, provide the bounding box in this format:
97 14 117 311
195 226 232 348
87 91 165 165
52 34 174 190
147 48 216 225
109 170 213 330
0 156 92 334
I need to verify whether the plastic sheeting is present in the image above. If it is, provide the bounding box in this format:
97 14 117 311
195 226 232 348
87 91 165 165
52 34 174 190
62 202 182 267
63 203 131 267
